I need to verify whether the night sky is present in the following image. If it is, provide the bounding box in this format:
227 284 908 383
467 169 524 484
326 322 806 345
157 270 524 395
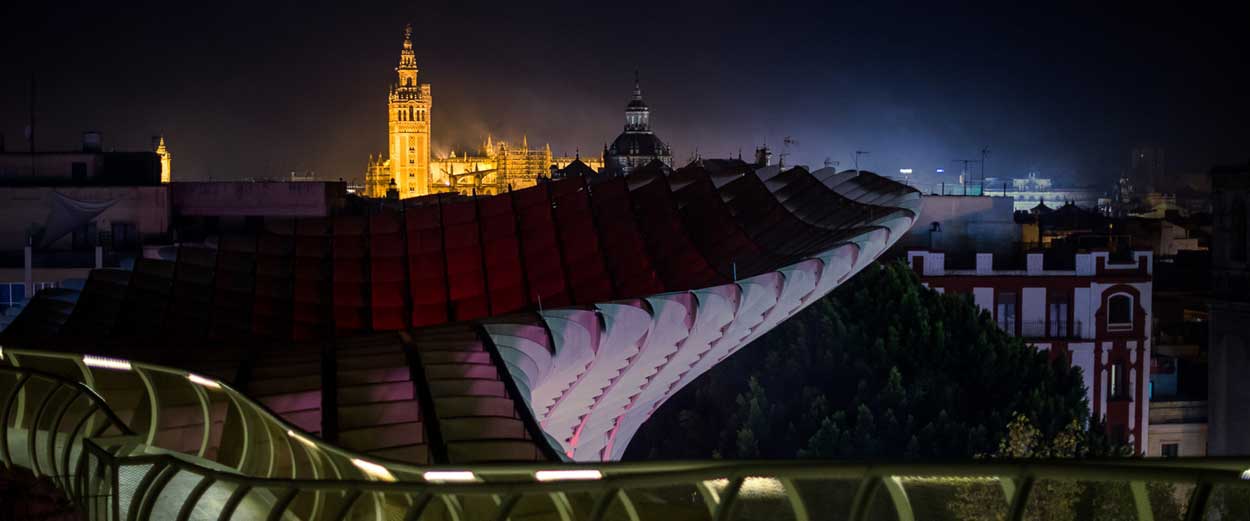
2 2 1247 189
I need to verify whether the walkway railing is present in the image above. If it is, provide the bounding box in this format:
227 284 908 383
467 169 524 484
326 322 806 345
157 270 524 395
4 349 1250 520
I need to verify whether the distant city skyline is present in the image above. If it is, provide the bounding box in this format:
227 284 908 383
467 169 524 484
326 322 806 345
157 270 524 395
2 2 1248 186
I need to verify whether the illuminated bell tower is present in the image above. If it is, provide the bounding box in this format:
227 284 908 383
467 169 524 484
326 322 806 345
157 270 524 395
153 136 171 183
388 24 432 197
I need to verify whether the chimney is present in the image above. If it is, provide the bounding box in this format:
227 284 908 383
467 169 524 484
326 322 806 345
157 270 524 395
82 131 103 152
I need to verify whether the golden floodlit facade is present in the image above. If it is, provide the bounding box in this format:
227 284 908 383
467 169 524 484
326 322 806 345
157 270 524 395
366 25 602 198
365 24 432 198
154 136 172 183
431 135 604 196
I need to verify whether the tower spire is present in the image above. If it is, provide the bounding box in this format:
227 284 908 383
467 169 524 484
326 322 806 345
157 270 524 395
624 70 650 132
397 23 417 77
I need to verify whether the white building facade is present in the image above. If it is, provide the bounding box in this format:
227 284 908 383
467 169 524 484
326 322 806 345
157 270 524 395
908 249 1153 454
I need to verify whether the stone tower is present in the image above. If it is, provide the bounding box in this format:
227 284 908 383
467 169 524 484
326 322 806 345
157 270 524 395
379 24 432 197
153 136 171 183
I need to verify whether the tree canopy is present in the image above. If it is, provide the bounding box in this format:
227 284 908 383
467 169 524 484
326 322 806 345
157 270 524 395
626 261 1100 460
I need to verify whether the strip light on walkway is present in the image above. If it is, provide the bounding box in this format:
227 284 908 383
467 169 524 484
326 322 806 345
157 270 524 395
423 470 478 483
286 430 319 449
83 355 132 371
534 469 603 481
351 458 397 482
187 373 222 390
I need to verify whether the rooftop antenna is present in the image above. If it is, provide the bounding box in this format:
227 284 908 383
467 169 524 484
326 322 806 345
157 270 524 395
980 147 990 195
854 150 870 173
952 159 982 196
779 136 798 169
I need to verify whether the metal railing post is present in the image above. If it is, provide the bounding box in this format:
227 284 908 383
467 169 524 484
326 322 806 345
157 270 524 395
1183 483 1212 521
1130 481 1155 521
881 476 915 521
713 477 744 521
173 474 215 521
1006 475 1035 521
849 475 881 521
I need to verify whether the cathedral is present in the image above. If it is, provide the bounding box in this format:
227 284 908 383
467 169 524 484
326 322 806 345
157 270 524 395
602 74 673 177
431 135 603 196
364 25 602 198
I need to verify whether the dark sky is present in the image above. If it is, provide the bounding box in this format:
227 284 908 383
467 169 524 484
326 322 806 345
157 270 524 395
2 1 1247 189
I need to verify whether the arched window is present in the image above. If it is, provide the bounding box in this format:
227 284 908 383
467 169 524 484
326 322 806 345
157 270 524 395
405 77 412 87
1232 197 1247 263
408 107 414 121
398 109 404 121
1108 294 1132 329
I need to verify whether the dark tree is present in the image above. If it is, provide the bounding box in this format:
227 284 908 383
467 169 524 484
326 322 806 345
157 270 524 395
626 261 1106 460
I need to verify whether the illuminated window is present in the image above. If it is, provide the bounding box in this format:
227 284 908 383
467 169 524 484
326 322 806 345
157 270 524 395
1108 294 1132 328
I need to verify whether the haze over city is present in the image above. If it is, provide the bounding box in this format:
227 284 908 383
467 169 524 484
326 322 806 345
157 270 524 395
3 1 1248 187
4 2 1250 519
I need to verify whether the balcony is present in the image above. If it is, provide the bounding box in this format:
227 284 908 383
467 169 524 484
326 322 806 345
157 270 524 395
1002 320 1085 340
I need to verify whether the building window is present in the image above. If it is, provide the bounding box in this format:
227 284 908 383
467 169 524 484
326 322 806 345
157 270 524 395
1232 197 1247 262
996 292 1017 336
1048 295 1070 337
1108 294 1133 329
1110 361 1128 399
1161 443 1179 458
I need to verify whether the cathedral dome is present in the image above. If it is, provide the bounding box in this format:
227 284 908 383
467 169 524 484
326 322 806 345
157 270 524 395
609 131 670 157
